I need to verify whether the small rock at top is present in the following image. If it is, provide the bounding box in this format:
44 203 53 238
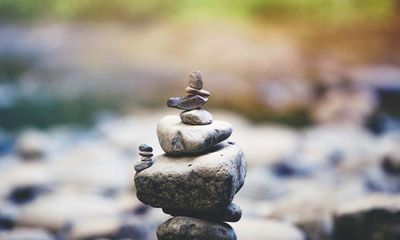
189 71 203 90
138 144 153 152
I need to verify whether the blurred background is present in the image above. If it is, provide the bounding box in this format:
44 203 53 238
0 1 399 239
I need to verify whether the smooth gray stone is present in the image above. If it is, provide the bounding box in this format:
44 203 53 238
167 95 207 111
157 216 236 240
134 160 153 172
163 203 242 222
139 152 153 157
186 86 210 97
334 195 400 240
180 109 213 125
189 71 203 90
134 142 246 210
138 144 153 152
157 115 232 155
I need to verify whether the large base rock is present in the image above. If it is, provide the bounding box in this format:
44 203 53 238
157 216 236 240
134 142 246 210
157 115 232 155
334 195 400 240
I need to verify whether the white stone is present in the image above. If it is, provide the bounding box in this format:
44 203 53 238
157 115 232 155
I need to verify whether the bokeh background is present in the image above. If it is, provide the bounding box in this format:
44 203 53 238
0 1 399 239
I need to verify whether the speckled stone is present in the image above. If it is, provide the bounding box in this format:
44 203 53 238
180 109 213 125
138 144 153 152
167 95 208 111
134 142 246 210
163 203 242 222
157 115 232 155
157 216 237 240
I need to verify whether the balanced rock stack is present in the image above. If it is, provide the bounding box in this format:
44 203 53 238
134 71 247 240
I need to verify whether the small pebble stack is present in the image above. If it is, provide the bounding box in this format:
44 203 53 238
167 71 213 125
134 144 153 172
134 71 247 240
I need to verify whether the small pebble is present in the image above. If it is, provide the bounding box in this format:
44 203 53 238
180 109 213 125
134 160 153 172
186 87 210 97
188 71 203 90
138 144 153 152
141 157 153 162
139 152 153 157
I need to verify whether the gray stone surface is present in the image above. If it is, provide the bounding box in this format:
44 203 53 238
157 216 236 240
180 109 213 125
139 144 153 152
163 203 242 222
167 95 208 111
157 115 232 155
334 195 400 240
134 142 246 210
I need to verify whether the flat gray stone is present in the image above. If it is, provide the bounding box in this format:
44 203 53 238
134 142 246 210
157 216 236 240
134 160 153 172
157 115 232 155
163 202 242 222
180 109 213 125
167 95 208 111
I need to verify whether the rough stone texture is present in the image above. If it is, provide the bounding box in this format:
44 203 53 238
188 71 203 90
157 216 236 240
167 95 208 111
163 203 242 222
334 194 400 240
134 160 153 172
157 115 232 155
180 109 213 125
135 142 246 210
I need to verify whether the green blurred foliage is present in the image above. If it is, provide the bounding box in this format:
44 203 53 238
0 0 396 23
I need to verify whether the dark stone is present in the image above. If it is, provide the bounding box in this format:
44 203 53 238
0 214 15 230
157 216 236 240
138 144 153 152
134 160 153 172
167 95 207 111
163 203 242 222
334 196 400 240
8 185 44 205
139 152 153 157
382 154 400 175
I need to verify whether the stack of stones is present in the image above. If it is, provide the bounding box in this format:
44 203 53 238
134 71 247 240
134 144 154 172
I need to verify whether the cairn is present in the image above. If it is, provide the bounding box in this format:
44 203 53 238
134 71 247 239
